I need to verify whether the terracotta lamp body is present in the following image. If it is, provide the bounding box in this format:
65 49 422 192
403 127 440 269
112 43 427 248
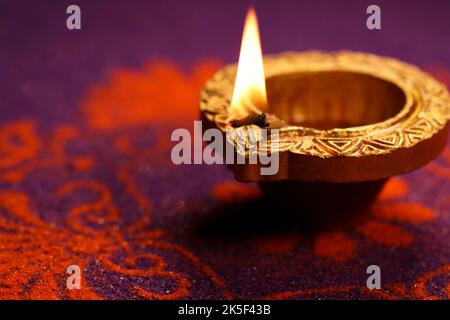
200 52 450 227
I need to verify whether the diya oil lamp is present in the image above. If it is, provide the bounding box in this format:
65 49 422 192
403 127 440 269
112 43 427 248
200 8 450 223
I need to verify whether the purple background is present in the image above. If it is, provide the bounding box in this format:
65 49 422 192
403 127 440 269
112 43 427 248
1 0 450 125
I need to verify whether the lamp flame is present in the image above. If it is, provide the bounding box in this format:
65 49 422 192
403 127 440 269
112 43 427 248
229 7 267 121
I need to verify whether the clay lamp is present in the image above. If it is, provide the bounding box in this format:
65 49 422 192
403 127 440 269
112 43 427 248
199 9 450 226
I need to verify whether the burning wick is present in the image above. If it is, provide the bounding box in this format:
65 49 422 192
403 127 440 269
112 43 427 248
230 111 269 128
230 97 268 128
227 7 269 128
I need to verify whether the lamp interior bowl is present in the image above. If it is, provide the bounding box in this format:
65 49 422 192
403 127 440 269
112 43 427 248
266 71 406 129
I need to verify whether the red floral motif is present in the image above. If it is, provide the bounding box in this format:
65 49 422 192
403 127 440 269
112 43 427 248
324 177 436 258
0 121 94 183
426 147 450 180
0 61 447 300
0 61 234 300
314 232 356 263
214 178 437 262
212 179 448 299
0 162 232 299
212 182 262 203
82 60 221 130
259 264 450 299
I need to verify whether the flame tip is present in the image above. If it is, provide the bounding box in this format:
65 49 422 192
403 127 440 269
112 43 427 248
230 5 267 120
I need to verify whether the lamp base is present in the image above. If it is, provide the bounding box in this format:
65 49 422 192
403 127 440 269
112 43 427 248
259 178 387 229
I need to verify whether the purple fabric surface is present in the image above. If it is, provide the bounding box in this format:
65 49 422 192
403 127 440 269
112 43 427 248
0 0 448 299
